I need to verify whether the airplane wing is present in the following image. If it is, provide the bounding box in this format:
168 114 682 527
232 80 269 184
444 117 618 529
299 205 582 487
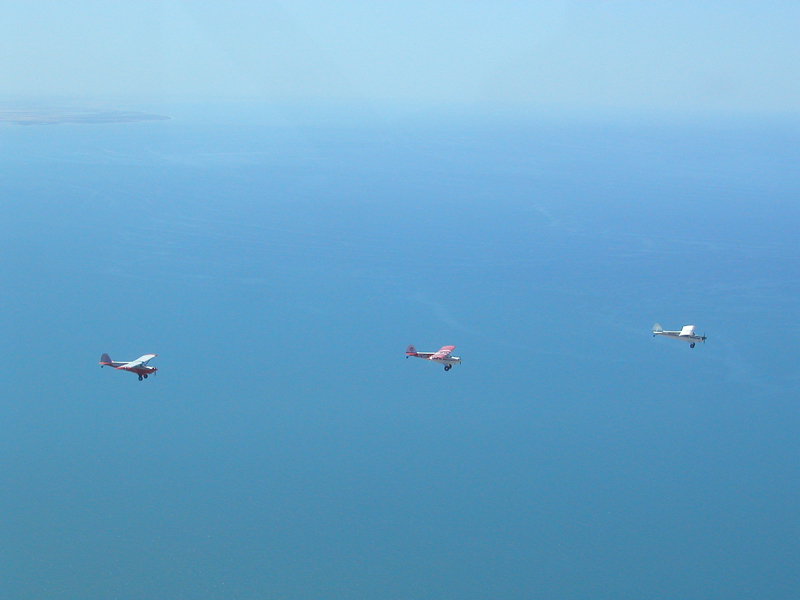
679 326 696 337
431 345 455 359
121 354 157 368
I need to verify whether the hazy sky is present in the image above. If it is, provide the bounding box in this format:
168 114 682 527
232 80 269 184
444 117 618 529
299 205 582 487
1 1 798 115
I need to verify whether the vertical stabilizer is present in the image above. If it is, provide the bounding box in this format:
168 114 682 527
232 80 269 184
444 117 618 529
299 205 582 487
100 353 112 365
405 344 417 356
652 324 663 334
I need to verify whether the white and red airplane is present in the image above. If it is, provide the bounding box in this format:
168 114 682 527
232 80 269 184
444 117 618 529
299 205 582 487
406 344 461 371
652 324 707 348
99 353 158 380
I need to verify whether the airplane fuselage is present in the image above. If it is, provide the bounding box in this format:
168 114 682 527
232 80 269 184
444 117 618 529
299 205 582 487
653 331 705 347
120 365 157 377
408 354 462 366
406 352 461 371
101 363 157 380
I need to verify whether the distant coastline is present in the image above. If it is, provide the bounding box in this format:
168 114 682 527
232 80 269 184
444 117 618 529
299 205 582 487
0 108 171 125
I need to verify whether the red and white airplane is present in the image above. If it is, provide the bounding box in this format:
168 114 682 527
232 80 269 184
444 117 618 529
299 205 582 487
99 353 158 380
406 344 461 371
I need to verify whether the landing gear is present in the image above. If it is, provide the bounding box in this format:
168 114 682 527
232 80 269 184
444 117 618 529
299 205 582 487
138 375 143 381
143 373 148 379
444 364 452 371
690 343 695 348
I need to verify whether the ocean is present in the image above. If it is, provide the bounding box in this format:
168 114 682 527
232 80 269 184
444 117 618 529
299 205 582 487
0 106 797 599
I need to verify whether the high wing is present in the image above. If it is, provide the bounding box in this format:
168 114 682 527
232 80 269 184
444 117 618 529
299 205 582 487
120 354 157 369
431 345 455 359
679 325 696 337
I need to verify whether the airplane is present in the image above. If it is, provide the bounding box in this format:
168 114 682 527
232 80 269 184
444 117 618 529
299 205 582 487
652 324 706 348
406 344 461 371
99 353 158 380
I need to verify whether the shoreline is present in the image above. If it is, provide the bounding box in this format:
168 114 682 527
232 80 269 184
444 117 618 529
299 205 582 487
0 108 171 125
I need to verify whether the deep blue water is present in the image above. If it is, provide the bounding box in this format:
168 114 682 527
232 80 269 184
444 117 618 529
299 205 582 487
0 108 798 599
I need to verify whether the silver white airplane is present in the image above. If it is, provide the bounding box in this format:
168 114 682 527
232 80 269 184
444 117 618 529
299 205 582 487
100 353 158 380
406 344 461 371
652 324 706 348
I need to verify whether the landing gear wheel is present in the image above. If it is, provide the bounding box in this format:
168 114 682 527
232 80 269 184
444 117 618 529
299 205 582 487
690 343 695 348
143 374 148 379
138 375 143 381
444 364 452 371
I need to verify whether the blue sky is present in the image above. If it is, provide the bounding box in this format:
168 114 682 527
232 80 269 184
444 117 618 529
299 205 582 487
1 1 798 116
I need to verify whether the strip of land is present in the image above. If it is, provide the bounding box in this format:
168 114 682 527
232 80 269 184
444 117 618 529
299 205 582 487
0 108 171 125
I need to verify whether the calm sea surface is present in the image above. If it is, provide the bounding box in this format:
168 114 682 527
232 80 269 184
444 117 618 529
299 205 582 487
0 107 797 599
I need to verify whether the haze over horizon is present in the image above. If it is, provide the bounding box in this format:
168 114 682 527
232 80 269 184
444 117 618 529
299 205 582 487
1 1 798 119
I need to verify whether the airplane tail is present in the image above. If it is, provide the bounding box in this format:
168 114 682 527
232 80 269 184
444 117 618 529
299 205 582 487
405 344 417 356
652 324 663 335
100 353 112 365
